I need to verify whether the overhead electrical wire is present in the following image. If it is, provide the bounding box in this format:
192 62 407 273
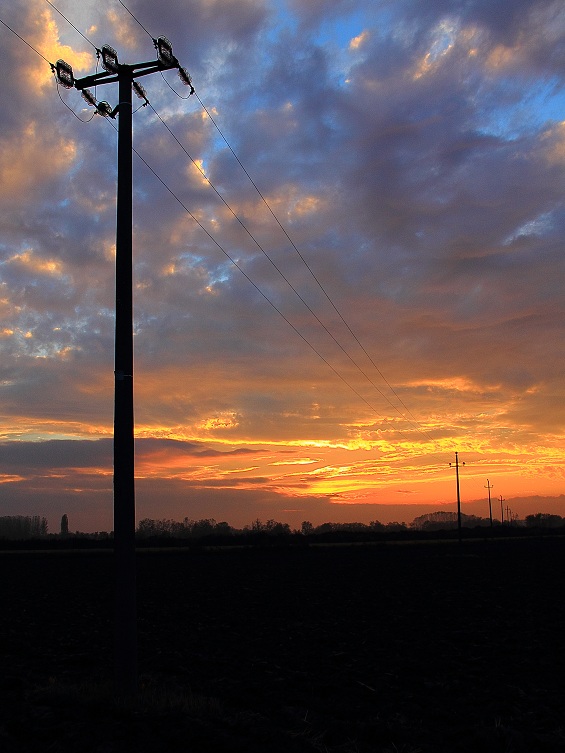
7 1 446 459
0 11 386 423
45 0 100 53
0 16 94 122
194 89 423 425
56 83 97 121
3 5 447 462
38 0 415 427
142 106 455 464
0 17 53 65
116 0 153 39
105 118 392 423
111 2 424 424
147 102 406 413
109 0 440 448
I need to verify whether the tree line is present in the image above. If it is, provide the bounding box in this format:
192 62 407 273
135 516 410 541
1 511 564 542
0 516 48 540
135 511 565 542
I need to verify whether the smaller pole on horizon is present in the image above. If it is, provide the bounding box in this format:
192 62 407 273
449 452 465 544
499 495 505 525
485 479 494 528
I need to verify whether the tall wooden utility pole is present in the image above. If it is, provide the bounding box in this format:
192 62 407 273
55 38 191 697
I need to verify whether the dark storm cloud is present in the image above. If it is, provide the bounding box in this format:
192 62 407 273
0 437 260 472
0 438 113 470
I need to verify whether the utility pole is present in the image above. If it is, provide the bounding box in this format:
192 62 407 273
449 452 465 544
499 494 505 525
484 479 494 528
55 39 192 697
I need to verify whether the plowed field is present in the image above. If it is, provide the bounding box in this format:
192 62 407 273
1 537 564 752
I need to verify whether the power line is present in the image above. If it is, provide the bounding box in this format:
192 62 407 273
116 0 153 40
45 0 100 52
0 17 54 65
130 151 375 410
146 101 443 449
99 114 435 451
56 82 97 121
76 0 404 393
159 69 192 100
0 14 89 127
108 1 437 444
114 3 408 401
0 11 377 424
6 4 447 462
125 133 444 456
104 115 391 422
0 12 99 123
146 102 412 417
193 93 423 423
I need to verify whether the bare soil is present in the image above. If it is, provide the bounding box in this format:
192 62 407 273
1 537 564 752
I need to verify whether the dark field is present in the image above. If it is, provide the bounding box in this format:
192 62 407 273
1 538 565 752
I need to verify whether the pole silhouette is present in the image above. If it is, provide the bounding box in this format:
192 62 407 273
499 494 505 524
484 479 494 528
450 452 465 543
113 67 136 698
55 39 188 697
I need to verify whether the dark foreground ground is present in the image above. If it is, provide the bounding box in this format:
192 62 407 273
1 537 564 752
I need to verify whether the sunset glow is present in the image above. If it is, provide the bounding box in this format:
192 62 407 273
1 0 564 532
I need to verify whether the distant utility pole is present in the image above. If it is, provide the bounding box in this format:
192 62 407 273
484 479 494 528
499 495 505 525
55 39 193 697
449 452 465 544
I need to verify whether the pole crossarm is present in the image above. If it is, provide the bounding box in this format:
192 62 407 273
74 59 175 90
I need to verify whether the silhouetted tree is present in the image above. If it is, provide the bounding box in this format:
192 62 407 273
411 511 489 531
525 513 564 528
411 512 459 531
137 517 236 541
245 519 291 536
264 519 291 535
314 522 337 534
137 518 179 537
190 518 217 537
214 522 233 536
369 520 385 531
384 521 407 532
60 514 69 536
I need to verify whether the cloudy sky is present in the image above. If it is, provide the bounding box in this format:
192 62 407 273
1 0 565 532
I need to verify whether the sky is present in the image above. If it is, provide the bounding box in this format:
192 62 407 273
1 0 565 532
